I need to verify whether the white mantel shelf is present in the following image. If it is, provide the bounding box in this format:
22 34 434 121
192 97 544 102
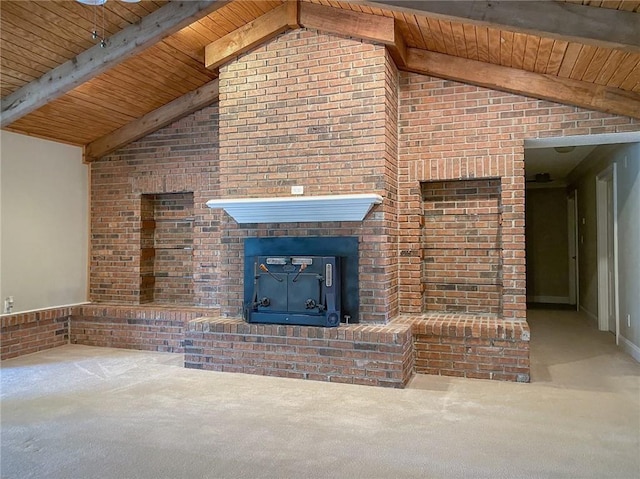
206 194 383 224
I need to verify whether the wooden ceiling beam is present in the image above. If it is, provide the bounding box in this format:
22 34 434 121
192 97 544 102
204 1 299 70
404 48 640 120
84 79 219 162
359 0 640 53
1 0 229 128
299 2 406 66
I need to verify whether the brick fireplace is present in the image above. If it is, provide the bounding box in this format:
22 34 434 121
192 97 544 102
78 26 638 386
213 29 399 324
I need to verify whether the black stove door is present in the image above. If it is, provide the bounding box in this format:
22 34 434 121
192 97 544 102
255 269 287 311
287 273 321 313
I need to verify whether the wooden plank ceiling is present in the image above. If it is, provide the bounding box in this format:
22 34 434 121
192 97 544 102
1 0 639 153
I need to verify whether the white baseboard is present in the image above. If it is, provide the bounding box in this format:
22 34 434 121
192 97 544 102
580 305 598 323
527 295 571 304
619 335 640 363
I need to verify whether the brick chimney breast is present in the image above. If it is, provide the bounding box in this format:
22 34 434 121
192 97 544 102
215 28 400 322
218 28 389 199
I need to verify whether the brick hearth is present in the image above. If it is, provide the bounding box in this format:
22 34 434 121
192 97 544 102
184 318 414 388
1 305 529 387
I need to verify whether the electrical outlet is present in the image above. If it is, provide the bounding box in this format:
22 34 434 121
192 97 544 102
628 314 631 328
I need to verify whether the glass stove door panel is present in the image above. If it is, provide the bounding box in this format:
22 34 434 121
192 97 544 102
287 274 321 313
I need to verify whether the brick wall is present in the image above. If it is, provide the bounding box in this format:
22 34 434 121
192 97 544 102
84 28 640 384
90 106 220 306
90 31 640 324
398 74 640 321
144 193 195 304
422 179 502 314
216 29 398 322
0 308 71 360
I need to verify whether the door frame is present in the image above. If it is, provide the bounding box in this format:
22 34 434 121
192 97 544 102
567 190 579 309
596 163 619 344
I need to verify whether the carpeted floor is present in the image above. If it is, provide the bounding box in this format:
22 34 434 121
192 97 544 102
1 309 639 479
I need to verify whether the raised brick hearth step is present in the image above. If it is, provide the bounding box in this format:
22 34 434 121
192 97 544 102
2 306 530 386
393 313 530 382
185 317 414 388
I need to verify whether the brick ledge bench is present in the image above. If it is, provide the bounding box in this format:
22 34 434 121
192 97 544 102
1 307 72 360
393 313 530 382
70 304 215 353
185 317 414 388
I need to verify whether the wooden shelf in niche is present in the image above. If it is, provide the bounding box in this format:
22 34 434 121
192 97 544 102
153 217 195 222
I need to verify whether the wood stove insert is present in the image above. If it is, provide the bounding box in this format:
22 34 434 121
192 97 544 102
243 237 359 325
245 255 341 327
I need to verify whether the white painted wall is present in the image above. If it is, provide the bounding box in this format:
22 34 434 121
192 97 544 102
0 131 88 313
569 142 640 359
615 143 640 358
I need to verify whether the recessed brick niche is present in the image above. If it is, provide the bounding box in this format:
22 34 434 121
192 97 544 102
140 193 195 305
421 179 502 315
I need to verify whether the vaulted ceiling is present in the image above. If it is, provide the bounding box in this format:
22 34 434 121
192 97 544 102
1 0 639 161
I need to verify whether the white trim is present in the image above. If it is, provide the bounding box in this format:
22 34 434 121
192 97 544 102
567 191 578 308
596 164 620 344
596 173 608 331
618 335 640 363
580 305 598 323
0 301 90 317
613 165 620 346
524 132 640 149
527 295 571 304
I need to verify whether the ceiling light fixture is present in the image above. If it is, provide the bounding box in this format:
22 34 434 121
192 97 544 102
76 0 141 47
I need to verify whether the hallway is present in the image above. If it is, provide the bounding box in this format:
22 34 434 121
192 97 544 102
527 308 638 389
1 309 639 479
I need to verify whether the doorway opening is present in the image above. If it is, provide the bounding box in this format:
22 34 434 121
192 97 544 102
524 134 640 367
524 145 595 310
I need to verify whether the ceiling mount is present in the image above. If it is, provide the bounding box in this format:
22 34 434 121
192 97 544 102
76 0 141 47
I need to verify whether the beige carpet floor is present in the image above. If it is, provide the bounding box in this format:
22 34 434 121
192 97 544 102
1 309 639 479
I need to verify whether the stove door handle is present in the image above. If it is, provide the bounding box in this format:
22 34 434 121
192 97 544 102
259 263 283 282
291 263 307 282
